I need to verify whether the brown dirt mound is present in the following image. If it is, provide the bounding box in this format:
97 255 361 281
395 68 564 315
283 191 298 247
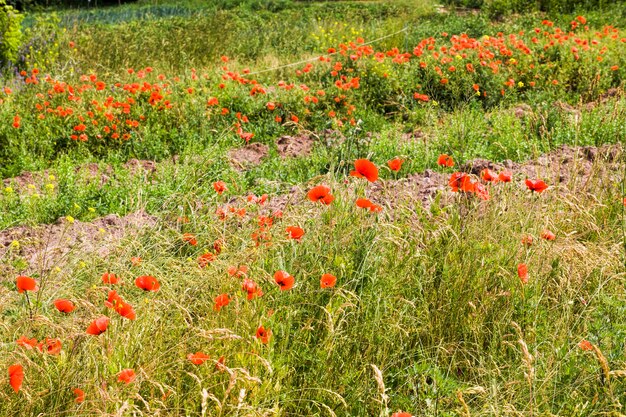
124 159 157 174
2 171 50 191
228 143 269 170
0 211 157 275
276 134 315 158
460 144 622 189
370 169 448 210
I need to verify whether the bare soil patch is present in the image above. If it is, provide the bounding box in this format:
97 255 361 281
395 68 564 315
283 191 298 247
123 159 157 174
0 211 157 275
276 134 315 158
228 142 269 170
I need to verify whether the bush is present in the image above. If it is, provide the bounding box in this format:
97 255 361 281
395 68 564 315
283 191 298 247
0 0 23 68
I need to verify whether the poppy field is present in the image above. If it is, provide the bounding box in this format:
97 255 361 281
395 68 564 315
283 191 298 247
1 0 626 416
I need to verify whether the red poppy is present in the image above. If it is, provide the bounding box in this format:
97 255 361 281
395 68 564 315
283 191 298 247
498 171 512 182
16 276 38 293
274 270 295 291
256 326 271 344
131 257 142 266
214 293 230 312
480 169 499 182
525 179 548 193
356 198 373 209
213 181 227 194
356 198 382 212
198 252 216 268
474 183 490 200
73 388 85 403
320 273 337 288
228 264 248 277
102 272 119 284
541 230 556 241
437 154 454 167
53 299 75 313
448 172 475 192
16 336 38 349
517 263 529 284
307 185 334 205
622 197 626 207
350 159 379 182
286 226 305 241
521 235 534 246
8 364 24 393
391 413 412 417
215 355 226 372
135 275 160 292
387 158 404 172
578 339 594 351
187 352 210 365
117 368 136 384
242 279 263 300
40 338 62 355
106 290 136 320
213 239 224 254
182 233 198 246
86 316 110 335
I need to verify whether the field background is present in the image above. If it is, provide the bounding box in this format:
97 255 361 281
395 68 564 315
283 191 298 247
0 0 625 416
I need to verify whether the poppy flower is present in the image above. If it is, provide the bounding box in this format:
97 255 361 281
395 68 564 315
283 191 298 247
391 413 413 417
117 368 136 384
274 270 295 291
474 183 490 201
73 388 85 403
525 179 548 193
16 336 38 349
215 356 226 372
320 273 337 288
521 235 534 246
541 230 556 241
286 226 305 241
214 293 230 312
135 275 160 292
356 198 373 209
130 257 142 266
8 364 24 393
578 339 594 351
228 264 248 277
387 158 404 172
106 291 136 320
350 159 379 182
182 233 198 246
198 252 216 268
53 299 75 313
307 185 334 205
256 326 271 344
517 263 529 284
102 272 119 284
16 276 37 293
448 172 475 193
242 279 263 300
498 171 512 182
437 154 454 167
480 169 499 182
213 181 227 195
86 316 110 336
187 352 210 365
40 338 62 355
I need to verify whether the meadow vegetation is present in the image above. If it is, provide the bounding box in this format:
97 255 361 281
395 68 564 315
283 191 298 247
0 0 625 416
